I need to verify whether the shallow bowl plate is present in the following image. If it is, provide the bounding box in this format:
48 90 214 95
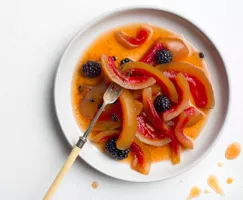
54 7 229 182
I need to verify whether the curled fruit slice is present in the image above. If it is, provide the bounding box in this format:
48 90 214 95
131 84 161 100
162 73 190 121
170 133 181 164
160 37 190 61
184 106 204 127
157 62 215 109
80 82 107 119
142 87 170 133
134 100 143 116
136 115 171 147
89 130 120 143
131 137 151 175
99 100 143 120
116 89 137 150
125 62 178 103
140 38 190 65
92 121 121 132
115 26 152 49
175 111 194 149
142 88 180 164
140 39 166 65
78 84 92 99
101 55 156 90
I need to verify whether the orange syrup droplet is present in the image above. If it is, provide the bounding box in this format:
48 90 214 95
226 177 234 184
225 142 241 160
187 186 201 200
217 162 223 167
207 175 224 195
91 181 98 189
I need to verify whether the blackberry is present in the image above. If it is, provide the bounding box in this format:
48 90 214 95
105 138 130 160
82 61 101 77
154 94 172 113
199 52 205 58
155 49 173 64
120 58 132 66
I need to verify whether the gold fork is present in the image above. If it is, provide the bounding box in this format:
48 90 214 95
44 82 124 200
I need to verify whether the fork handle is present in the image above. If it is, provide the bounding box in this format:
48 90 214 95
43 103 106 200
43 145 81 200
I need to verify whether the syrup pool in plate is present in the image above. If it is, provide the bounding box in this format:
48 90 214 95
72 23 214 175
54 7 229 182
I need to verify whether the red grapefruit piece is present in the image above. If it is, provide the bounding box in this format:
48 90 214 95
162 73 190 121
131 137 152 175
101 55 156 90
136 115 171 147
156 62 215 109
115 26 152 49
125 62 178 103
184 106 204 127
174 111 194 149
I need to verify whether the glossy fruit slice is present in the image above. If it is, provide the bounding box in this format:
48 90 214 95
125 62 178 103
140 38 190 65
101 55 156 90
142 87 170 133
136 115 171 146
89 130 120 143
116 89 137 150
150 84 161 95
162 73 190 121
80 81 107 119
78 84 92 99
92 121 121 131
134 100 143 116
160 37 190 61
170 133 181 164
115 26 152 49
175 111 194 149
131 84 161 100
131 137 151 175
99 100 143 121
140 39 166 65
184 106 204 127
156 62 215 109
142 88 181 164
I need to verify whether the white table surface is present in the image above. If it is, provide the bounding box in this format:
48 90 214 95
0 0 242 199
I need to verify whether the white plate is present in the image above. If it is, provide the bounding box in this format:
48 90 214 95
54 7 229 182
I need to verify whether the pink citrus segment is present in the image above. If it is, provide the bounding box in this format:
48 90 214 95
125 61 178 103
136 115 171 147
162 73 190 121
131 137 152 175
175 111 194 149
115 26 152 49
101 55 156 90
156 62 215 109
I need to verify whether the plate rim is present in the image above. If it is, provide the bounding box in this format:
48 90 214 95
54 5 231 182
